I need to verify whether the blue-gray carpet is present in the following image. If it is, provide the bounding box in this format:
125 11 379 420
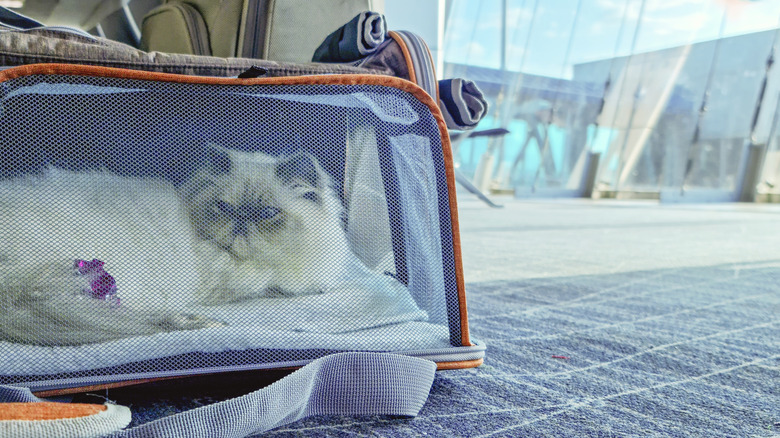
73 198 779 437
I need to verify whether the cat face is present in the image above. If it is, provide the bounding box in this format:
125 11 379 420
180 146 340 261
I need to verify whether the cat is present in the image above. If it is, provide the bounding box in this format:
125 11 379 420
0 145 356 346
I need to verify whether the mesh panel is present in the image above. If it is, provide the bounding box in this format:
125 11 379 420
0 74 462 387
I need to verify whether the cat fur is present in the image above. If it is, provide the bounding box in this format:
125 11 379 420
0 146 354 345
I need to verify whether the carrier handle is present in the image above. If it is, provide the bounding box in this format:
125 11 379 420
0 6 99 42
0 6 43 30
0 352 436 437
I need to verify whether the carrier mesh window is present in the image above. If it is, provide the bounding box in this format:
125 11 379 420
0 75 462 388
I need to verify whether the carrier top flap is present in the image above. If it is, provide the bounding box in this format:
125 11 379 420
0 27 392 77
0 64 480 390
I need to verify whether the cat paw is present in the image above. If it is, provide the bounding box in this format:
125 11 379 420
14 261 92 302
154 312 224 332
264 285 324 297
264 286 290 297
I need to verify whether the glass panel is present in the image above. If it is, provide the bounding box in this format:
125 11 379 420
443 0 780 200
588 0 722 192
682 32 774 192
758 97 780 195
504 1 584 192
442 1 503 71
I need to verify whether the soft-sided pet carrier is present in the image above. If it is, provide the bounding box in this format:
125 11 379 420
0 7 487 434
0 62 484 419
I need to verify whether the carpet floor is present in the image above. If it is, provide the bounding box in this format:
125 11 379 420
77 196 780 437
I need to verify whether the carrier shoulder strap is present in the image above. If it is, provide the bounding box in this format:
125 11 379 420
0 352 436 437
0 6 43 30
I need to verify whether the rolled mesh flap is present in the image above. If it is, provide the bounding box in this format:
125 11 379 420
0 67 478 390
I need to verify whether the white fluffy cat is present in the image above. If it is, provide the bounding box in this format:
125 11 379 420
0 146 355 345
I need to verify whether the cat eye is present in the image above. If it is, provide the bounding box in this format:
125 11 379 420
215 200 238 217
302 192 320 204
242 203 281 221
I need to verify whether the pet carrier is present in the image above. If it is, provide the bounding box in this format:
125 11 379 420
0 63 484 389
0 7 487 434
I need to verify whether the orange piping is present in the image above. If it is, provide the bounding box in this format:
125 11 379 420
0 402 107 420
437 358 483 370
387 31 417 84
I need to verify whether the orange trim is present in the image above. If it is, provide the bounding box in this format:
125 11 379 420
0 63 472 347
0 402 106 420
437 358 483 370
0 64 410 89
432 115 471 347
386 31 439 102
387 31 417 84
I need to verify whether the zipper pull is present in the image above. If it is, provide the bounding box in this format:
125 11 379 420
237 66 268 79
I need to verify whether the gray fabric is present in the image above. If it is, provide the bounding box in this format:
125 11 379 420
0 385 41 403
0 28 388 77
383 31 437 99
260 0 382 63
178 0 245 58
351 30 441 99
140 2 212 56
356 38 410 82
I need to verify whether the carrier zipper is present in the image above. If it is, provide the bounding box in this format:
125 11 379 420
170 2 210 56
20 342 487 393
241 0 266 58
398 340 486 363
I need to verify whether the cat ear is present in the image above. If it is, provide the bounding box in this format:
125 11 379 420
166 143 231 186
275 152 322 189
203 143 232 175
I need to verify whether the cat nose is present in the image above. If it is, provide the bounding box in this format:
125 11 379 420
217 201 280 221
216 201 239 218
231 203 280 236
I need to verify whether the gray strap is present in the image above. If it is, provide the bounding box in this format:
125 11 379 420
0 6 43 30
1 352 436 437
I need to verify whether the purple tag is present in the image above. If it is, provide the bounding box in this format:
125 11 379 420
75 259 104 276
74 259 119 305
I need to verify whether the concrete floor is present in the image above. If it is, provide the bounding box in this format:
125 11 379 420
457 195 780 284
